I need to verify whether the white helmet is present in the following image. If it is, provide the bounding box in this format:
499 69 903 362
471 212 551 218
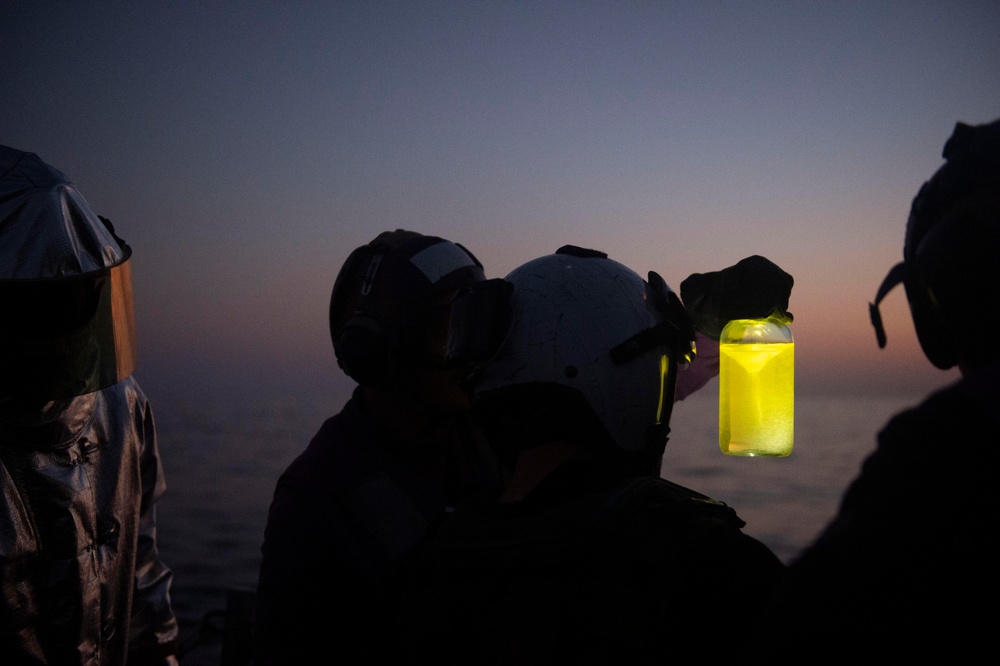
449 246 695 455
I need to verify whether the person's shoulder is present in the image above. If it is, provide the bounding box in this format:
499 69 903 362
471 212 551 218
829 370 1000 542
85 376 151 438
878 370 999 455
97 375 148 407
625 478 784 571
114 374 146 397
613 476 747 529
586 477 782 581
279 395 386 490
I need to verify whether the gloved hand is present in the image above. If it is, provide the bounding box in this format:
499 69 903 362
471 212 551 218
680 255 793 340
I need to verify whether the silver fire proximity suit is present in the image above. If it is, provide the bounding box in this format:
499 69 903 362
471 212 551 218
0 145 179 665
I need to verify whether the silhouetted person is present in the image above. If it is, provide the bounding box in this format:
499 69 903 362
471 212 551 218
389 246 790 663
254 230 502 664
758 117 1000 662
0 146 179 665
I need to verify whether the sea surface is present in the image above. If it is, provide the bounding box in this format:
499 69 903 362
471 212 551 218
154 387 932 665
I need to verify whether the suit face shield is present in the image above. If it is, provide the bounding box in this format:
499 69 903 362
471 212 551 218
0 145 138 403
1 246 137 401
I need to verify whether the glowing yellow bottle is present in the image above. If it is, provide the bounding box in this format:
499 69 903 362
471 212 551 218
719 315 794 457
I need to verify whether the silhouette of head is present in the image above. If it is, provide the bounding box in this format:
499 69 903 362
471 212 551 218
329 229 485 389
869 118 1000 370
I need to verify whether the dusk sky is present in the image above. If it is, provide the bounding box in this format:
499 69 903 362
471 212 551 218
3 2 998 411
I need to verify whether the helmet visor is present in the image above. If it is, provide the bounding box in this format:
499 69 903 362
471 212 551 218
1 248 137 400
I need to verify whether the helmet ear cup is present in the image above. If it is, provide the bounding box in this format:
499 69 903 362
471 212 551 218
330 245 394 385
900 166 957 370
911 191 1000 370
904 195 958 370
336 315 394 387
903 260 959 370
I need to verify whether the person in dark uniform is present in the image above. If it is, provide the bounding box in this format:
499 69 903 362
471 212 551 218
389 246 791 664
758 117 1000 662
254 230 502 664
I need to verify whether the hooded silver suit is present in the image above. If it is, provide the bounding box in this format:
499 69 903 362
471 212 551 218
0 146 178 665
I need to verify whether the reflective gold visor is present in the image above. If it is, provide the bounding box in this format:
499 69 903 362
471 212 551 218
0 248 137 399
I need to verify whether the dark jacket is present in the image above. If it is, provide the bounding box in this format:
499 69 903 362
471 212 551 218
390 460 785 664
254 387 500 665
758 364 1000 662
0 377 179 665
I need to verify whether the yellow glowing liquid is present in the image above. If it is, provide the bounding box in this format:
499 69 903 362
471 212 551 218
719 342 794 457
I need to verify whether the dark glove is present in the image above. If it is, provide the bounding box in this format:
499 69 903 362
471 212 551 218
680 255 793 340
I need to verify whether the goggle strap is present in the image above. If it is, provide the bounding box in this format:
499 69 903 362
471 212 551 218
869 261 906 349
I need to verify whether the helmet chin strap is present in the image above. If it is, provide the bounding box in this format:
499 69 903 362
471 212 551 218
869 261 907 349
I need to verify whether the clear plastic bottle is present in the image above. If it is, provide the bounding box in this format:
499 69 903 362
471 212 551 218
719 315 794 457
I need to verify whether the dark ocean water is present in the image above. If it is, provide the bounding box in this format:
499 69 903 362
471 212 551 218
154 392 335 665
153 387 928 665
